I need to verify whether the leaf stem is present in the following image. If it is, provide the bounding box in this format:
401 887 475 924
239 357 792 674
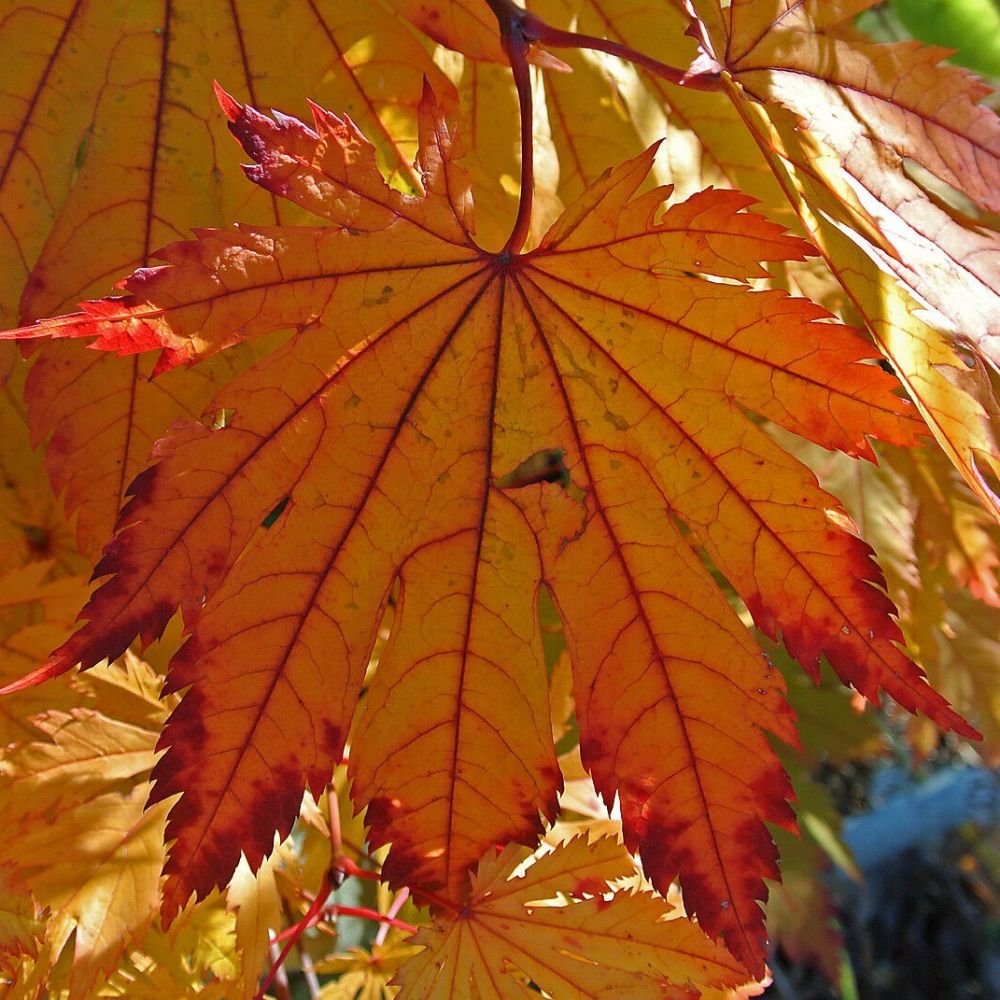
270 902 417 941
483 0 720 253
483 1 721 91
315 903 417 935
529 21 722 91
333 855 382 881
485 0 536 255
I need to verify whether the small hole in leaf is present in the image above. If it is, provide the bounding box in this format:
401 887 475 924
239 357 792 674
210 407 236 429
495 448 570 490
261 496 290 529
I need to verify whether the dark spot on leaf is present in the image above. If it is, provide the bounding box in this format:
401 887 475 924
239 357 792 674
320 720 343 758
22 524 50 557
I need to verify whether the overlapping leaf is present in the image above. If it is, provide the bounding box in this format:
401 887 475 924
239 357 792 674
0 0 456 555
390 0 790 222
793 436 1000 761
695 0 1000 339
318 931 423 1000
685 0 1000 517
0 346 79 574
0 652 289 996
0 81 975 973
0 865 44 977
0 560 91 747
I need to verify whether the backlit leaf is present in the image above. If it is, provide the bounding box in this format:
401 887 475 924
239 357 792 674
0 347 78 574
0 560 90 746
0 708 156 821
797 436 1000 761
2 782 168 997
407 0 1000 521
0 648 173 996
316 931 423 1000
226 853 284 997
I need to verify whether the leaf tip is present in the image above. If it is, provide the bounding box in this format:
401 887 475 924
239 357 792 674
946 711 982 742
0 654 74 696
213 81 242 122
418 73 437 110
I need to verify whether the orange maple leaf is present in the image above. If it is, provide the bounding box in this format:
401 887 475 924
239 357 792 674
0 84 977 975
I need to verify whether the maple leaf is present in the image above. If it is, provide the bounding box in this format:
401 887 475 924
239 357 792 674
316 930 423 999
390 0 508 62
692 0 1000 333
225 852 285 996
101 890 238 1000
0 81 976 975
682 0 1000 518
390 0 788 207
0 347 79 574
0 707 157 820
394 835 753 998
0 560 92 747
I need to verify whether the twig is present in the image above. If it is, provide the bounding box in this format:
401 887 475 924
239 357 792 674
375 887 411 946
485 0 720 92
273 903 418 941
256 879 334 1000
334 855 382 882
529 21 721 91
482 0 721 255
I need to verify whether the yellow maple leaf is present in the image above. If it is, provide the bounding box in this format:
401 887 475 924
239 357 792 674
394 835 753 998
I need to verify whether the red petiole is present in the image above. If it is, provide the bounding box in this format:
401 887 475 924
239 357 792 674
271 902 418 942
483 0 721 255
256 878 334 1000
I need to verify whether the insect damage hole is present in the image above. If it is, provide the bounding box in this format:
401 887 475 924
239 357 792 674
494 447 572 490
261 496 290 529
495 448 589 549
